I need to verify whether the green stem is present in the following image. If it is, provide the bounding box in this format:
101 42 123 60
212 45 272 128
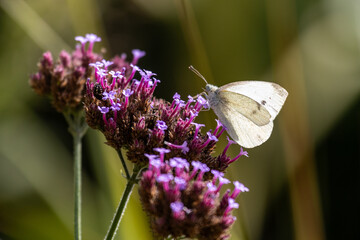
73 128 82 240
64 110 88 240
117 149 130 180
104 164 143 240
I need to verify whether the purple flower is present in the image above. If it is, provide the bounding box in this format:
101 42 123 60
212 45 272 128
123 89 134 97
157 173 174 183
196 161 210 173
132 49 146 64
195 96 209 110
149 158 162 169
170 201 184 213
102 59 113 68
190 161 210 180
154 148 171 155
156 120 168 131
215 176 231 193
206 182 217 192
191 122 205 138
98 106 109 114
143 69 156 78
199 131 219 149
31 33 104 112
75 36 88 44
170 201 185 220
222 136 235 156
97 106 110 125
154 148 171 162
102 91 116 101
228 198 239 210
86 33 101 43
132 79 140 86
214 119 226 137
228 147 249 164
138 151 247 240
187 95 195 102
174 177 187 190
169 157 189 170
211 170 224 179
145 153 159 162
207 131 218 141
173 92 181 100
97 69 108 78
230 181 249 199
89 61 104 69
109 71 122 78
110 103 121 111
165 141 189 154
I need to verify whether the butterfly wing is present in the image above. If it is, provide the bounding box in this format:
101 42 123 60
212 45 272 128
211 100 274 148
219 81 288 121
217 90 271 126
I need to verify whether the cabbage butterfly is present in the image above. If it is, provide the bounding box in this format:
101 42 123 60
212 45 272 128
189 66 288 148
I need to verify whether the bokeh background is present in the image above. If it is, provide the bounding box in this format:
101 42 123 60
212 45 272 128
0 0 359 239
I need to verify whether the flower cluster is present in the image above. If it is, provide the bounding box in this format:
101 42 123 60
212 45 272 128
30 33 252 240
84 58 248 171
139 148 249 240
29 34 105 112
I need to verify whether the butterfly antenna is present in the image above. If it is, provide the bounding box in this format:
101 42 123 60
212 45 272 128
189 65 208 84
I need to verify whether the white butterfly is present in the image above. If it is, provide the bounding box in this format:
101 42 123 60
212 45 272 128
190 66 288 148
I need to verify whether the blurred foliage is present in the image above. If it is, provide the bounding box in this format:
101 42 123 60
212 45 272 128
0 0 359 239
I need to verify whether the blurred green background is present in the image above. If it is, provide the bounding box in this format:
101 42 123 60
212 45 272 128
0 0 359 239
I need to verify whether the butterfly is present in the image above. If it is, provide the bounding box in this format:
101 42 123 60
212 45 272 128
189 66 288 148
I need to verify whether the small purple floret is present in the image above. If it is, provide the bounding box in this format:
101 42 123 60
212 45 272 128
207 131 218 142
75 36 88 44
228 198 239 210
132 49 146 64
234 181 249 193
89 61 103 69
86 33 101 43
98 106 109 114
102 59 113 68
173 92 181 100
169 157 189 170
154 148 171 155
170 201 184 213
111 103 121 111
157 173 174 183
156 120 168 131
174 177 187 190
206 182 217 192
102 90 116 101
123 89 134 97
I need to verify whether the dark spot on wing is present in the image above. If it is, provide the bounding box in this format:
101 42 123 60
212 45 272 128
257 102 261 110
252 110 257 115
261 100 266 105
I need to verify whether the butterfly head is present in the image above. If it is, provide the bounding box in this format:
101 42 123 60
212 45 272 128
205 84 218 94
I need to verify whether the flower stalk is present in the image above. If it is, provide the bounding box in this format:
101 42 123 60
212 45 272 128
64 110 88 240
29 34 103 239
104 163 144 240
117 149 130 180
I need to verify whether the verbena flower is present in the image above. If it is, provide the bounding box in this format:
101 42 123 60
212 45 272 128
84 58 248 171
84 52 250 239
30 33 252 240
139 149 249 240
29 34 104 112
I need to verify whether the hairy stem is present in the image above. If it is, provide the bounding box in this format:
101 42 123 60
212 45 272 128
117 149 130 179
65 110 88 240
104 164 143 240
